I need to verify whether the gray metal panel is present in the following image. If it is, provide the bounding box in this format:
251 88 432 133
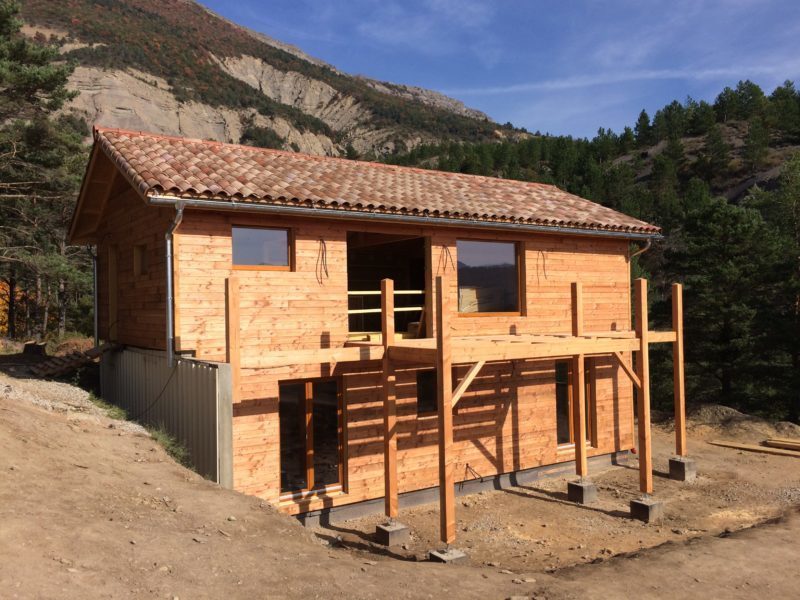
100 347 232 484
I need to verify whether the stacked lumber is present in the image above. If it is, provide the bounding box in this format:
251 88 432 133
708 439 800 457
30 343 119 378
764 438 800 452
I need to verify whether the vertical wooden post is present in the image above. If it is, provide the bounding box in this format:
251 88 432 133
571 282 588 477
672 283 687 457
435 275 455 544
381 278 398 519
225 277 241 404
634 278 653 495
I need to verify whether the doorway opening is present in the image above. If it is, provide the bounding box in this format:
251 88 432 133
278 378 343 497
346 232 427 339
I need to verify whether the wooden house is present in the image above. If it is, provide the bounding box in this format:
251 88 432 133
69 127 689 544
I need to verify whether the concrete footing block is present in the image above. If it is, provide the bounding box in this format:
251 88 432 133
428 548 468 564
567 480 598 504
668 456 697 482
375 522 411 547
630 497 665 523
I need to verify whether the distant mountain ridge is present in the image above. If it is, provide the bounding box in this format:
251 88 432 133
19 0 508 157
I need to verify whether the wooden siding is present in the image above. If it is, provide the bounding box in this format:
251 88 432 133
174 212 635 514
95 188 174 349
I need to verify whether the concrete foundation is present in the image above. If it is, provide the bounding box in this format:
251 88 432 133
668 456 697 482
296 450 630 526
374 522 411 547
567 480 598 504
429 548 468 564
630 497 665 523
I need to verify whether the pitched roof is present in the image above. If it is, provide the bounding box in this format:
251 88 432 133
92 127 660 236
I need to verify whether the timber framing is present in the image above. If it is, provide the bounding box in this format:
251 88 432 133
230 273 687 545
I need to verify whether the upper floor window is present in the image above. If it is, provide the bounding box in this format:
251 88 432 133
232 226 292 270
456 239 520 314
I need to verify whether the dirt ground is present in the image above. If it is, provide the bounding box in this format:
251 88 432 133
1 365 800 599
327 405 800 574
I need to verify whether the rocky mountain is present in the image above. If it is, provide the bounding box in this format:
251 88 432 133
19 0 507 157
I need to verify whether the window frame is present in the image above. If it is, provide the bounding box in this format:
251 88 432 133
277 376 345 501
455 238 524 317
231 225 294 272
555 358 598 450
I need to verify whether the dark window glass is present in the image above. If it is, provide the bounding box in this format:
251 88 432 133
555 362 571 445
232 226 290 267
417 370 438 415
312 380 340 487
456 240 519 313
555 360 594 446
279 383 307 493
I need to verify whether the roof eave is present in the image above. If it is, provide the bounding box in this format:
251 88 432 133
146 193 662 240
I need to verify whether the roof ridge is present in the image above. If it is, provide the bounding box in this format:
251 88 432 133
93 125 563 193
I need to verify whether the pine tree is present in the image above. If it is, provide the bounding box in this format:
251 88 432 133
744 116 770 174
634 109 651 147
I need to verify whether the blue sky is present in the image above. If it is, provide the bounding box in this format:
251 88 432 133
201 0 800 138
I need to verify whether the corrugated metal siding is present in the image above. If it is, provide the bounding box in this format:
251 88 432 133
100 347 232 485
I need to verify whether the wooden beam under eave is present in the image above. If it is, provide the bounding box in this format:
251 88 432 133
672 283 687 457
451 360 485 408
634 278 653 495
381 279 399 519
613 351 642 390
571 282 588 478
435 275 456 545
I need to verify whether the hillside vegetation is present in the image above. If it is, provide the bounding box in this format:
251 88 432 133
20 0 505 156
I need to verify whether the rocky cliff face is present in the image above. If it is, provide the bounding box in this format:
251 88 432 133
20 0 496 157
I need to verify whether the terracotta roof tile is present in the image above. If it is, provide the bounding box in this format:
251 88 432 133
93 127 660 236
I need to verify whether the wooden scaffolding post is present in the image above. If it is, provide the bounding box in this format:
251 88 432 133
571 282 588 478
435 275 456 544
225 277 241 404
381 278 399 519
672 283 687 457
634 278 653 495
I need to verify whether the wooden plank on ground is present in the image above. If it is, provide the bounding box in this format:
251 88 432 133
763 439 800 451
708 440 800 457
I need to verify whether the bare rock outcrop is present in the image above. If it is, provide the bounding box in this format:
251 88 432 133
65 66 337 156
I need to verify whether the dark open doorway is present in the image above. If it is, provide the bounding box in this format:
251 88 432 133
346 232 427 338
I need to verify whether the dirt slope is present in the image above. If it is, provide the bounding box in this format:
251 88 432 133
0 372 523 599
1 369 799 599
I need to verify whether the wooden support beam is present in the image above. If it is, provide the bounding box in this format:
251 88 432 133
649 331 678 343
613 351 642 390
452 360 485 408
241 345 384 369
672 283 687 457
386 345 437 364
381 279 398 519
634 278 653 495
435 275 456 544
225 277 241 404
571 282 588 478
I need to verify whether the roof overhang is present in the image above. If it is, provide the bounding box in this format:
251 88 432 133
146 194 663 241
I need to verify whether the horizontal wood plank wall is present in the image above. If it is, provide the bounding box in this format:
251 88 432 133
174 213 635 512
95 187 174 349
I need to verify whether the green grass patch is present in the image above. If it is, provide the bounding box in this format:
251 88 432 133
147 424 190 467
86 392 127 421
